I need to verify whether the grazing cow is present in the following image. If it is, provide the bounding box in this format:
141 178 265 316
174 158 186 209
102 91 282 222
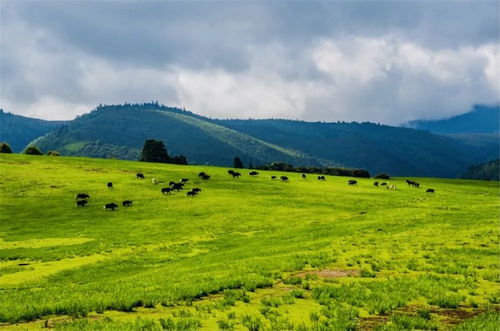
192 188 202 193
426 188 435 193
201 174 211 180
232 172 241 178
318 175 326 181
386 184 397 190
161 187 172 194
187 190 198 197
136 173 145 179
406 179 420 188
348 180 357 186
249 171 259 176
302 174 307 179
169 181 176 187
380 182 387 186
172 183 184 191
271 175 277 180
107 182 113 189
75 193 90 200
103 203 118 211
373 181 379 187
198 172 206 178
122 200 133 207
280 176 289 182
180 178 189 183
76 200 88 207
228 170 235 175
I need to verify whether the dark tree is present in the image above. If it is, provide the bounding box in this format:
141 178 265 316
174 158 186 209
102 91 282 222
140 139 169 163
233 157 244 169
24 145 43 155
0 142 12 153
170 155 188 165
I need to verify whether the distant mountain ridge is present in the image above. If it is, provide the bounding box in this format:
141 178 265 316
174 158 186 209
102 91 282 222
407 105 499 134
0 110 66 152
1 103 498 178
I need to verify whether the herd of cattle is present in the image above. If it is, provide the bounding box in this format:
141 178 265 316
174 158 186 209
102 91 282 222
74 170 435 210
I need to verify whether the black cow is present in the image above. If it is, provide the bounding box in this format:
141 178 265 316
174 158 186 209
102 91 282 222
187 190 198 197
161 187 172 194
75 193 89 200
103 203 118 211
201 175 211 180
380 182 387 186
318 175 326 181
249 171 259 176
107 182 113 189
280 176 289 182
406 179 420 188
192 188 202 193
302 174 307 179
271 176 277 180
228 170 235 175
169 181 176 187
232 172 241 178
136 173 145 179
180 178 189 183
172 183 184 191
373 181 379 186
122 200 133 207
76 200 88 207
198 172 207 178
348 180 357 186
426 188 435 193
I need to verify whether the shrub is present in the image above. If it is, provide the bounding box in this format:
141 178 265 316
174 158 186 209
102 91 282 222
374 173 391 179
24 145 43 155
0 142 12 153
47 151 60 156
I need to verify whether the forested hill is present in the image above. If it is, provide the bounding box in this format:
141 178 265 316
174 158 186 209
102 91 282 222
215 119 495 177
461 159 500 181
30 104 321 167
407 105 499 134
3 102 498 177
0 110 66 152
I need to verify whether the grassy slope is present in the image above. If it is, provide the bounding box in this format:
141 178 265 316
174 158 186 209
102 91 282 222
0 154 498 330
31 108 318 167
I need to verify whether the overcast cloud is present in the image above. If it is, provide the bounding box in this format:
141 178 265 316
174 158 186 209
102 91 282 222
0 1 498 124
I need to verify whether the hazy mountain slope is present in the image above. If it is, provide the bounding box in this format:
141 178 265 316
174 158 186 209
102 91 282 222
0 110 66 152
215 119 492 177
31 104 320 167
408 105 499 134
461 159 499 181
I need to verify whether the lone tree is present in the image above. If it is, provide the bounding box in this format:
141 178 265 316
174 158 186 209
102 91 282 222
0 142 12 153
233 157 244 169
24 145 43 155
140 139 170 163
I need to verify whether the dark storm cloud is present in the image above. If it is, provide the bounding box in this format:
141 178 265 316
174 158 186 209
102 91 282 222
0 1 498 122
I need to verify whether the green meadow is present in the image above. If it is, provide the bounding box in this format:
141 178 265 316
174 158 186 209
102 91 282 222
0 154 498 330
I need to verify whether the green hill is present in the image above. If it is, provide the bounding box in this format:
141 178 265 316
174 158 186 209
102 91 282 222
0 109 65 152
0 154 498 329
216 119 494 177
461 159 499 181
31 104 320 167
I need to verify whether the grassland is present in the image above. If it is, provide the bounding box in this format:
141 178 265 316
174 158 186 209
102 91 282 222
0 154 498 330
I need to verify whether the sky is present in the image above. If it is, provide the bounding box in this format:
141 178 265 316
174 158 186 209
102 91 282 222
0 1 499 124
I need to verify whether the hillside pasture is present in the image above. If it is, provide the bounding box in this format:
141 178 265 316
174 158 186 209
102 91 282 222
0 154 498 330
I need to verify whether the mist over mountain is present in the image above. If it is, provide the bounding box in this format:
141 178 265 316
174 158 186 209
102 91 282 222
407 105 499 134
